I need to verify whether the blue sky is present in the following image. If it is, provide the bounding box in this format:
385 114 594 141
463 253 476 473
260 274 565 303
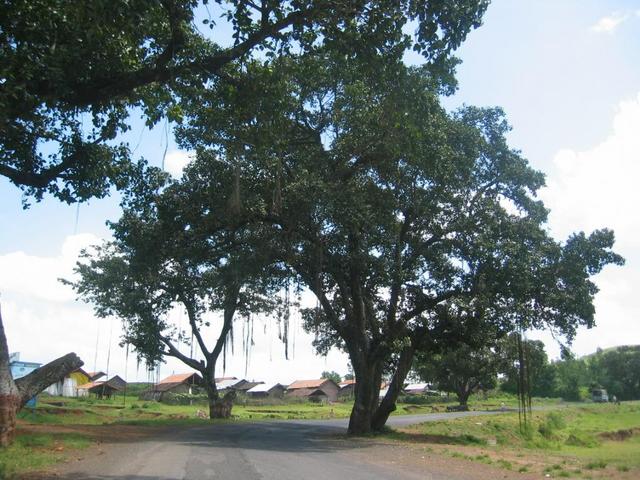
1 1 639 381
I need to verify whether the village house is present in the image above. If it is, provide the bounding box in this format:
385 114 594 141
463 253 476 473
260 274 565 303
286 379 340 402
140 372 203 401
45 367 91 397
246 383 285 399
403 383 434 395
338 379 356 399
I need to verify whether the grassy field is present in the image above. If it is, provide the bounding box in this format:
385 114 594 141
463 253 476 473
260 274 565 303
0 391 567 478
384 401 640 478
16 390 541 426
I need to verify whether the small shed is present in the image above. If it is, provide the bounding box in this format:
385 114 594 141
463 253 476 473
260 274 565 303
246 383 285 399
77 379 122 399
106 375 127 390
287 379 340 402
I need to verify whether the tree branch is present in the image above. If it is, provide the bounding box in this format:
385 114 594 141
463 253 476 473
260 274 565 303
159 336 203 372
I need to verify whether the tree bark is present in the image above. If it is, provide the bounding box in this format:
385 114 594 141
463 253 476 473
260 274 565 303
0 307 84 446
372 344 415 431
457 386 472 406
208 389 236 419
348 355 383 435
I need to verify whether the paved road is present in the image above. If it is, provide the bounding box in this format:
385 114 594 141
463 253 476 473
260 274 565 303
48 411 507 480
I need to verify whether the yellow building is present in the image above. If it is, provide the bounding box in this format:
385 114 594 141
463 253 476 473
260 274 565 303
45 368 90 397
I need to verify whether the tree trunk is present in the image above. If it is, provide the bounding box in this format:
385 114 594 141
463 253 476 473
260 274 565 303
209 389 236 419
0 307 83 446
372 345 415 431
348 357 382 435
457 386 471 406
202 367 235 419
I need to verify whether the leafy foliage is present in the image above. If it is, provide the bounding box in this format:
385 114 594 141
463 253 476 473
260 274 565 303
0 0 489 203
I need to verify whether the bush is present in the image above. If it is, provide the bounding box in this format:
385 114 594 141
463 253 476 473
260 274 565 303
538 412 566 439
565 433 599 448
161 392 208 406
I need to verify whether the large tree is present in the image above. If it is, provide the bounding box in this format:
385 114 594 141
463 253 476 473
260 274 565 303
168 47 623 435
0 0 490 444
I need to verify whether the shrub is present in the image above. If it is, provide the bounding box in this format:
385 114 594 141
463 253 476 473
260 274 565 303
538 412 566 439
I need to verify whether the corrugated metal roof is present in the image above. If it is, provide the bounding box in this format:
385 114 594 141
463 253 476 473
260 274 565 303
404 383 429 391
339 380 356 387
246 383 281 393
216 378 243 389
288 379 332 389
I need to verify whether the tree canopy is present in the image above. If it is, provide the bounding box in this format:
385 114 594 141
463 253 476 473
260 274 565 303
0 0 489 203
158 46 623 433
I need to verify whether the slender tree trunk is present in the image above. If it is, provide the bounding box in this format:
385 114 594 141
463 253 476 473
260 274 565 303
0 308 84 446
372 345 415 431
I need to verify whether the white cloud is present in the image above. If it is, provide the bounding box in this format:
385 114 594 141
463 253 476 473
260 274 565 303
590 13 629 33
1 234 348 383
163 150 194 178
539 92 640 357
0 233 100 303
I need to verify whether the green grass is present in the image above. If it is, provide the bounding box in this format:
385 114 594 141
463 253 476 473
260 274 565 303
0 432 91 479
383 401 640 474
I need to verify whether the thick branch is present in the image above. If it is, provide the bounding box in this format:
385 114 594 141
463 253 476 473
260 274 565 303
43 7 320 109
14 353 84 407
159 336 203 372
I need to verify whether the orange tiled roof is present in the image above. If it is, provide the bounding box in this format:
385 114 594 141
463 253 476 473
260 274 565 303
158 373 199 384
288 379 331 389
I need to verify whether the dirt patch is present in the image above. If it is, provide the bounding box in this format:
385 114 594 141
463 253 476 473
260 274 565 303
599 427 640 441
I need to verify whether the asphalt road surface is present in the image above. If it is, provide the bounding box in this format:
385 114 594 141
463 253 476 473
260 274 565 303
47 411 508 480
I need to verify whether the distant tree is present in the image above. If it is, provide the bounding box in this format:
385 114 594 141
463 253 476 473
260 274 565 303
552 353 589 401
589 346 640 400
321 371 342 384
498 335 550 397
69 165 283 419
414 343 499 406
